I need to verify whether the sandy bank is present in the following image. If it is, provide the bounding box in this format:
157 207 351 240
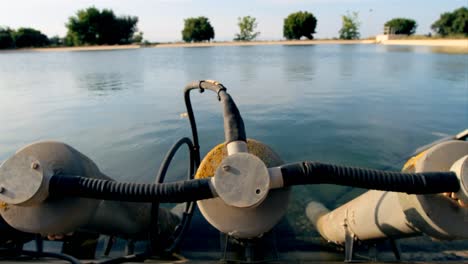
20 44 141 52
152 39 375 48
3 39 467 53
380 39 468 47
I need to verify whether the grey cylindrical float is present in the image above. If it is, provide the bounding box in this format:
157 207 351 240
306 140 468 243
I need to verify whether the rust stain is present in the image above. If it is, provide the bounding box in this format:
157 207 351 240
0 202 9 211
195 139 283 179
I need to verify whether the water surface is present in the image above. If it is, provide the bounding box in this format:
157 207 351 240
0 44 467 248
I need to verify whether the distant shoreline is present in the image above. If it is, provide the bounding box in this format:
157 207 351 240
3 39 467 52
152 39 375 48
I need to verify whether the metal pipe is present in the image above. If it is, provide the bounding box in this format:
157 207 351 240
80 200 181 241
306 191 418 244
306 140 468 244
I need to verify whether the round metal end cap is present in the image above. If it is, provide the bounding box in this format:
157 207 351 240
214 152 270 208
451 155 468 205
0 153 50 205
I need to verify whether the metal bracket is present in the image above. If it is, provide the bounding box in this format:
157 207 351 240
344 219 356 263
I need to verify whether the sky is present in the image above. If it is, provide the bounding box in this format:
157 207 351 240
0 0 466 42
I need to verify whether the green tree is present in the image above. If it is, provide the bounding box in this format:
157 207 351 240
339 12 360 40
384 18 417 35
132 31 144 43
234 16 260 41
0 27 14 49
182 17 215 42
431 7 468 36
13 28 49 48
49 35 63 47
283 11 317 40
66 7 139 46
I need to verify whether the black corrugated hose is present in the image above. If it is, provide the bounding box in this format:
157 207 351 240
48 176 214 203
184 80 246 152
280 161 460 194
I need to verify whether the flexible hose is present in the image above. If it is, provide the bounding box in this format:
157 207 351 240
49 176 214 203
150 137 195 254
280 162 460 194
184 80 246 145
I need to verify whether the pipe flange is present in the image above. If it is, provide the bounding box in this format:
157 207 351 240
0 153 51 206
214 152 270 208
451 155 468 205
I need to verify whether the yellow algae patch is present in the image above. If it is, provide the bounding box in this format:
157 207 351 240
0 202 8 211
195 139 283 179
402 150 428 172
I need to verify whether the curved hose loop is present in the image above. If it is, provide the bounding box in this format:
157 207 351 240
149 137 195 255
183 80 229 167
184 80 246 151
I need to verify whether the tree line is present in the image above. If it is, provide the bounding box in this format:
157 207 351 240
0 7 142 49
0 6 466 49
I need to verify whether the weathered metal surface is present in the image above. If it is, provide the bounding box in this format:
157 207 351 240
195 139 291 239
0 151 50 206
307 140 468 243
0 141 101 234
214 152 270 208
0 141 181 241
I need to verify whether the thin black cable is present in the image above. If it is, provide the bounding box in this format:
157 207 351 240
184 86 203 167
149 137 195 254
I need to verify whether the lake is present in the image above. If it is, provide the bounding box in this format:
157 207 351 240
0 44 467 254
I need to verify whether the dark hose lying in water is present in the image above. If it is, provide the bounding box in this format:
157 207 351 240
280 161 460 194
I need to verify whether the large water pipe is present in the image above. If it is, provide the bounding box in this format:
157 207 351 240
306 140 468 243
0 141 181 241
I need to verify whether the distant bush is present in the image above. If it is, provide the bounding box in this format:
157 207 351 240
234 16 260 41
0 27 15 49
13 28 49 48
384 18 417 35
132 31 144 44
48 35 63 47
339 12 361 40
283 11 317 40
66 7 139 46
182 17 215 42
431 7 468 36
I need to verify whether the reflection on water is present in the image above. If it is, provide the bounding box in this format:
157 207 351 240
429 46 468 54
283 45 316 81
182 47 215 79
431 55 468 82
383 45 422 53
382 46 415 78
81 72 127 93
0 45 466 251
235 46 259 81
338 45 358 79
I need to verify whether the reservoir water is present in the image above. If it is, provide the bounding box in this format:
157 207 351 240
0 44 467 255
